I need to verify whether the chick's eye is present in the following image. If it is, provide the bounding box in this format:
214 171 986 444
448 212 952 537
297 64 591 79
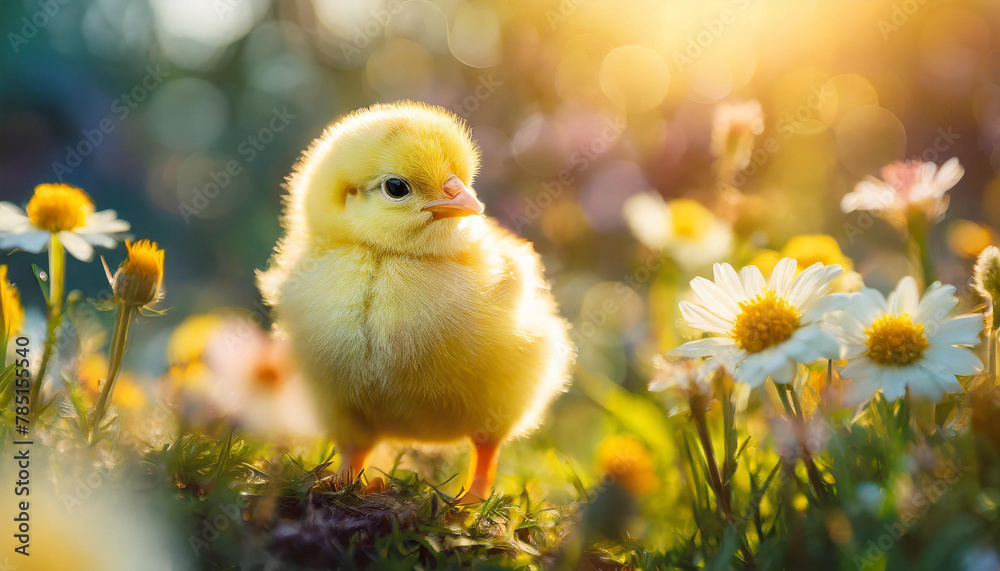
383 177 410 200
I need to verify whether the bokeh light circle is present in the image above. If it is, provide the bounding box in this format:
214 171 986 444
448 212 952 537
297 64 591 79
834 106 907 176
599 46 670 112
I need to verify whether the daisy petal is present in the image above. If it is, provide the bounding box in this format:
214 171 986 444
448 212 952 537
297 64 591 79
739 265 766 297
690 277 740 320
802 293 852 323
841 180 896 213
842 371 882 406
902 366 937 398
918 361 963 395
768 360 796 384
679 301 733 334
848 288 887 324
79 232 119 249
931 157 964 195
79 211 131 234
880 368 910 402
0 231 51 253
923 345 983 376
914 283 957 326
671 337 739 358
887 276 919 315
840 356 875 380
783 325 842 363
714 263 746 301
768 258 796 297
58 231 96 261
0 202 31 232
927 314 983 347
735 349 787 388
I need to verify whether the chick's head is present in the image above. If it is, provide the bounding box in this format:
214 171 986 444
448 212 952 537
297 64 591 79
296 101 484 256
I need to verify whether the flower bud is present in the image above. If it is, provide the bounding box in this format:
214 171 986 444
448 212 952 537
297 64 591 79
111 240 164 306
973 245 1000 316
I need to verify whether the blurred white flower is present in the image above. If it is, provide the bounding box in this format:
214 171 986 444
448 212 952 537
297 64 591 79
0 183 129 261
840 158 964 223
204 318 320 440
671 259 849 388
623 194 733 270
826 276 983 405
648 355 725 395
711 100 764 169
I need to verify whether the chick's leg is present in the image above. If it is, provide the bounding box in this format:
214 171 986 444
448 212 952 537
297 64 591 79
461 440 501 503
339 444 371 481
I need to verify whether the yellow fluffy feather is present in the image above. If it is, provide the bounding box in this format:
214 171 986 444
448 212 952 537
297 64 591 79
258 101 573 499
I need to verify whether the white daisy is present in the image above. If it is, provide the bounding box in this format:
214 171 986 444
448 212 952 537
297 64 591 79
623 194 733 270
0 183 130 262
840 158 964 222
671 258 849 388
826 276 983 405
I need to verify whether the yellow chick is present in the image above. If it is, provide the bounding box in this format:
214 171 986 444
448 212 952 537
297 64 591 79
258 101 573 500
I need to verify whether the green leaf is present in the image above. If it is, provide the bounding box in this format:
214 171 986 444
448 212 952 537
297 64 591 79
138 306 171 317
32 263 50 304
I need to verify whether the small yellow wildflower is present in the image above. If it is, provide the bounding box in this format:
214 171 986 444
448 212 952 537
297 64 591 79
167 314 227 367
781 235 853 272
947 220 995 259
753 235 862 293
1 265 24 339
596 435 658 494
748 249 782 277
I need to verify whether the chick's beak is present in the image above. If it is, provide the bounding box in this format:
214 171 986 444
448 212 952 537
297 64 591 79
421 176 484 220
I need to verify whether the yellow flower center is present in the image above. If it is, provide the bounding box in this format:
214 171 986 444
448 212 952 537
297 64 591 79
781 234 852 271
730 290 801 353
25 184 95 232
669 199 714 238
865 314 928 366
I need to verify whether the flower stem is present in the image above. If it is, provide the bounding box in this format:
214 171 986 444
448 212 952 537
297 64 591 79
690 395 731 519
987 325 998 382
90 303 134 437
906 209 935 289
690 393 757 569
29 234 65 417
775 382 828 502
